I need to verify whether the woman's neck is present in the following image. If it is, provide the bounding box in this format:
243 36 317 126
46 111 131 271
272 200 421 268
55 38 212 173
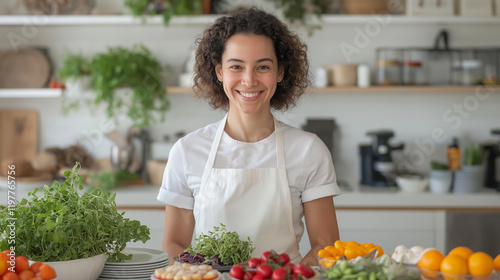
225 111 275 143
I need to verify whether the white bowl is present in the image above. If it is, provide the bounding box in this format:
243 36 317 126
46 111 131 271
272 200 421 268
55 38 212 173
396 176 428 193
36 254 107 280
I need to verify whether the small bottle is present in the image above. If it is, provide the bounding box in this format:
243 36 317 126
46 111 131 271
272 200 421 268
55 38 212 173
447 138 461 171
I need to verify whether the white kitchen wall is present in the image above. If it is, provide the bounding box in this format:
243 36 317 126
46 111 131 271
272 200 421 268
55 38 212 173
1 0 500 190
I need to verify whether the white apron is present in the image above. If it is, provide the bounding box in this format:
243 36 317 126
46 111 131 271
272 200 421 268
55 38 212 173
194 114 301 263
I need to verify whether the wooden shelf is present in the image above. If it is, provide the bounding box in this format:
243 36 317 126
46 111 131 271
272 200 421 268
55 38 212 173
167 86 500 95
0 88 63 98
1 14 500 26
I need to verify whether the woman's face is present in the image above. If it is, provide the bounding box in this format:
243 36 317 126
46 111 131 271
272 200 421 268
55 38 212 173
215 34 283 116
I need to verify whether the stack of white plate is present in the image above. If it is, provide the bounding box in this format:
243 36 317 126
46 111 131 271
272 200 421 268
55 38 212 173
99 248 169 280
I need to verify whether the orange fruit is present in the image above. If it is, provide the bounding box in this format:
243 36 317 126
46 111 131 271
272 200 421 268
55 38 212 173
468 252 494 276
0 259 8 276
318 249 332 258
440 255 468 280
418 249 445 279
448 246 473 261
494 254 500 271
373 245 384 257
334 240 346 251
344 245 358 260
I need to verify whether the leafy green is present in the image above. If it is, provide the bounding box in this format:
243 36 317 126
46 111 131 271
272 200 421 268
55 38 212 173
430 161 449 170
58 53 91 81
0 163 150 262
88 170 139 192
464 145 488 166
125 0 203 26
89 45 169 128
187 223 254 265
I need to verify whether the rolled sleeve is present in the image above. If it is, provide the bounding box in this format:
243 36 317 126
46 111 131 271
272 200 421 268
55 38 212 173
157 187 194 209
301 183 341 203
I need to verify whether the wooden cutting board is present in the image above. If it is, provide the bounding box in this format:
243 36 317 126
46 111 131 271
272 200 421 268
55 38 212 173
0 110 39 163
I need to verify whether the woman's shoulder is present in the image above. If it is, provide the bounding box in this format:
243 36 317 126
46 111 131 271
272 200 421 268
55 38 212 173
279 121 319 142
177 119 221 145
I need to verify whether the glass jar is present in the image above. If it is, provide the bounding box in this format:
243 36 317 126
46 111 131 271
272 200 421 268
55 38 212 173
461 59 482 86
402 49 426 85
376 48 402 85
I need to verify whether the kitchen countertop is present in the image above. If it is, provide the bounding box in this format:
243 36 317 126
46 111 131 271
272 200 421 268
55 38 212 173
5 184 500 210
102 185 500 210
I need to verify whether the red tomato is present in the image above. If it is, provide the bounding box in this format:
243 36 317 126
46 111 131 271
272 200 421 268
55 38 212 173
260 251 272 263
229 266 245 280
243 272 254 280
18 270 35 280
252 275 265 280
272 268 288 280
278 253 290 265
2 271 21 280
15 256 30 274
29 262 43 274
36 264 56 280
256 264 273 279
248 258 261 268
293 264 315 279
283 262 295 273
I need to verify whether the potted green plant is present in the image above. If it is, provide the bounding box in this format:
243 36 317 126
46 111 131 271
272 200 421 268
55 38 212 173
453 145 488 194
429 161 452 194
89 45 169 128
268 0 328 35
58 52 91 93
0 163 151 279
125 0 208 26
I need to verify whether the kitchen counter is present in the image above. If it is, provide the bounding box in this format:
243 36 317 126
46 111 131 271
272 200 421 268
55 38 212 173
83 185 500 210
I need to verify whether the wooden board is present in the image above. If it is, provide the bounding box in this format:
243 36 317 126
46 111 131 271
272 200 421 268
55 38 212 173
0 110 39 163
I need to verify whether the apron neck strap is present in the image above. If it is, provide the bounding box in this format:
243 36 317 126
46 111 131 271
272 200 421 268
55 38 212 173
203 113 286 174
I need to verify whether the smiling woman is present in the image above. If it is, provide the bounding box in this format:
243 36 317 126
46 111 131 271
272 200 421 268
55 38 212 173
157 7 341 266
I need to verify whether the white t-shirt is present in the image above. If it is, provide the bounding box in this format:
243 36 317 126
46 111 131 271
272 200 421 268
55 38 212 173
157 118 341 244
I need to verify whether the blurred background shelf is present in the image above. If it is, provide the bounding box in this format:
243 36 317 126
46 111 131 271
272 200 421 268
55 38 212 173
1 15 500 26
0 88 63 98
167 86 500 95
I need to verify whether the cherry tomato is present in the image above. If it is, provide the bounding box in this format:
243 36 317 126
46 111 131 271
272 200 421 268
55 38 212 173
243 272 254 280
256 264 273 279
260 251 272 263
36 264 56 280
283 262 295 272
18 270 35 280
229 266 245 280
278 253 290 265
29 262 43 275
248 258 261 268
252 275 265 280
15 256 29 274
272 268 288 280
2 271 21 280
292 264 315 279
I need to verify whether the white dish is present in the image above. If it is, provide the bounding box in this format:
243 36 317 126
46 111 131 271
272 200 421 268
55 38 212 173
105 248 169 266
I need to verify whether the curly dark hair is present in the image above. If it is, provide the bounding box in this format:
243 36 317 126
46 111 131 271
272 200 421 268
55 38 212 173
193 7 310 111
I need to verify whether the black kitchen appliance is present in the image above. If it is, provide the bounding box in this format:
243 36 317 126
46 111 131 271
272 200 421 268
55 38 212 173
359 130 404 187
481 128 500 191
301 118 336 158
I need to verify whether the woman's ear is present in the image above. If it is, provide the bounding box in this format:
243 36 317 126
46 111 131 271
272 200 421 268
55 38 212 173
278 66 284 83
215 64 223 81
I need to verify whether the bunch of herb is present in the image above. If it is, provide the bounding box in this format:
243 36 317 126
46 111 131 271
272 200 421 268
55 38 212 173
88 170 139 192
185 223 254 266
0 163 150 262
89 45 169 128
58 53 91 82
431 161 449 170
464 145 488 166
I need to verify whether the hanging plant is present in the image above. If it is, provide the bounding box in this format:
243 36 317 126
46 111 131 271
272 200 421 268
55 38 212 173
89 45 169 128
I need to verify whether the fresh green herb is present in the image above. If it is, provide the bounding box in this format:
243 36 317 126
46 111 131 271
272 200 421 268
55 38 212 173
464 145 488 166
0 162 150 262
58 53 91 82
187 223 254 265
88 170 139 192
431 161 449 170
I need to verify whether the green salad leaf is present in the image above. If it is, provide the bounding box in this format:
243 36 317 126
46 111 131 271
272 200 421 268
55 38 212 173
187 223 255 265
0 162 150 262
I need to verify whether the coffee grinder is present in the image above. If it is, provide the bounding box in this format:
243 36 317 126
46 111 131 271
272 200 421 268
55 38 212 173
359 130 404 187
481 128 500 191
